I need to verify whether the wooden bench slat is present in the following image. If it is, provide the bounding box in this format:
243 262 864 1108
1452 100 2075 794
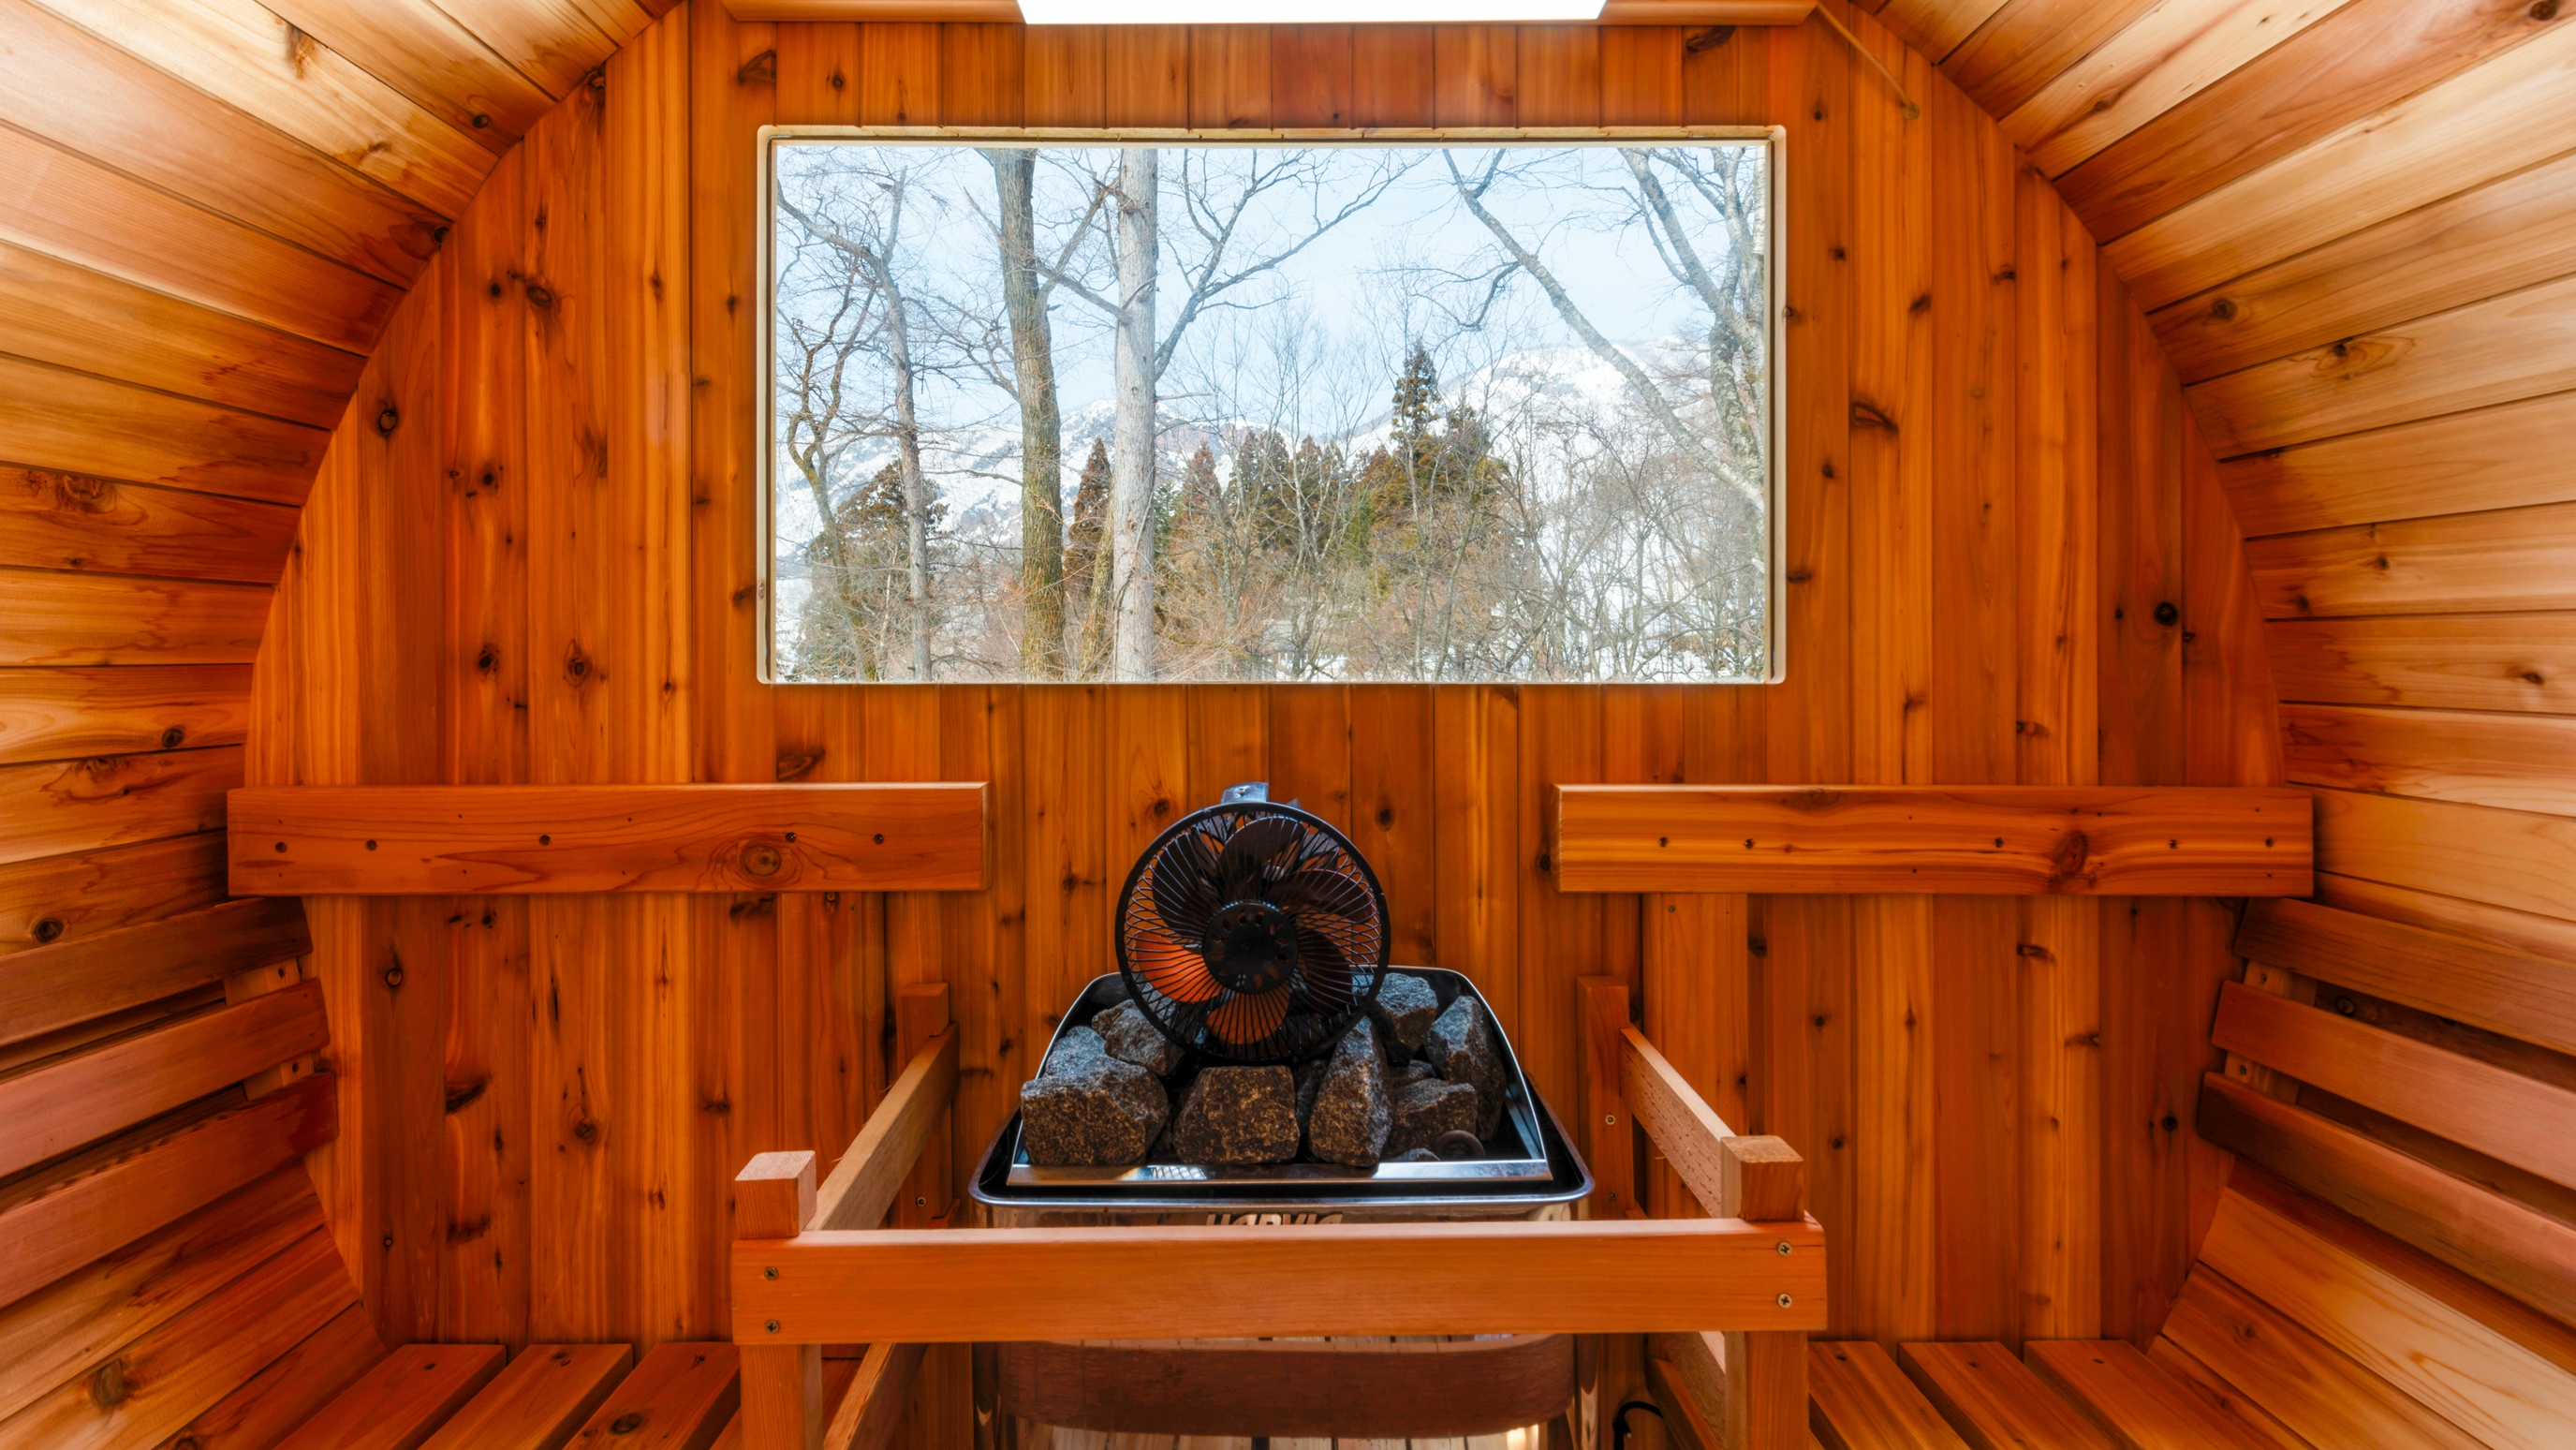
277 1344 507 1450
227 784 989 895
2234 896 2576 1058
1546 786 2312 895
161 1301 392 1450
2022 1340 2283 1450
420 1344 634 1450
0 1226 361 1450
2200 1174 2576 1450
2198 1072 2576 1327
0 1071 334 1307
2161 1267 2486 1450
809 1026 958 1232
0 1162 323 1426
2210 981 2576 1191
1894 1342 2119 1450
0 894 307 1047
570 1342 741 1450
1808 1341 1967 1450
0 976 326 1177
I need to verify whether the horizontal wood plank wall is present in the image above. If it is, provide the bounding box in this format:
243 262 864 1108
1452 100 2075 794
243 1 2273 1404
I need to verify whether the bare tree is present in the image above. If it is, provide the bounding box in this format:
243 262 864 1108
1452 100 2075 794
1442 149 1767 514
780 168 935 679
980 148 1089 679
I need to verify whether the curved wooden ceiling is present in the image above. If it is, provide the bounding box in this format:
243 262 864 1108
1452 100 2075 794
3 0 2571 936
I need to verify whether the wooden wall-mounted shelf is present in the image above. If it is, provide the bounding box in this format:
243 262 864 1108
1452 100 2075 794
1548 785 2312 895
228 783 990 895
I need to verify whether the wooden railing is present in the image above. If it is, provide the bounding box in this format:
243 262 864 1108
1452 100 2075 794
729 992 1825 1450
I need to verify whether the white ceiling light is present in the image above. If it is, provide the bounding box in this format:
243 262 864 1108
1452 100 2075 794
1018 0 1604 22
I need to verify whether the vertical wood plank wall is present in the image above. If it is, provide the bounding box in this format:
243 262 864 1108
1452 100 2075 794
240 0 2278 1373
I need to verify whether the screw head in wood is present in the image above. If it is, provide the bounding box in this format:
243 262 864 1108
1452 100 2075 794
1776 1294 1793 1308
1777 1242 1792 1255
764 1320 781 1335
764 1265 779 1280
1603 1114 1616 1125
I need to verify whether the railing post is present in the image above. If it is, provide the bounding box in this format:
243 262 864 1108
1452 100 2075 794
1717 1136 1806 1450
896 983 953 1227
738 1149 823 1450
1577 976 1636 1221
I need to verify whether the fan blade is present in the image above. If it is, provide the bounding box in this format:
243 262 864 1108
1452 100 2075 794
1132 931 1223 1003
1216 815 1303 896
1294 924 1351 985
1151 830 1222 943
1208 985 1290 1046
1268 867 1375 922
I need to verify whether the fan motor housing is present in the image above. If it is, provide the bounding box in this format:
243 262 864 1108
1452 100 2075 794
1207 899 1298 995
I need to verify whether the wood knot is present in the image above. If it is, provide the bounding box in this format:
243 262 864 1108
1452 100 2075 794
375 407 400 436
1685 24 1734 51
31 917 63 943
1850 400 1896 432
739 49 777 86
741 843 783 877
91 1360 128 1410
2208 297 2237 322
160 726 185 749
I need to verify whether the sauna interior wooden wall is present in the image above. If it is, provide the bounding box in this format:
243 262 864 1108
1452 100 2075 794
8 0 2573 1444
239 0 2277 1359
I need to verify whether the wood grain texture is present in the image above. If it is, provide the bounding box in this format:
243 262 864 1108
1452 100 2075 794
275 1343 507 1450
808 1026 958 1230
2159 1265 2487 1450
0 572 271 669
0 665 253 767
2310 788 2576 924
1892 1340 2119 1450
568 1343 742 1450
2212 982 2576 1190
155 1300 391 1450
2266 614 2576 714
419 1345 635 1450
1808 1339 1968 1450
2282 703 2576 816
2237 895 2576 1058
821 1339 920 1450
2021 1339 2286 1450
992 1336 1575 1439
2198 1072 2576 1329
2220 389 2576 537
0 976 327 1177
0 470 300 586
227 783 988 894
2200 1173 2576 1450
1550 785 2310 895
0 1072 333 1310
2247 502 2576 620
0 894 306 1046
733 1219 1828 1341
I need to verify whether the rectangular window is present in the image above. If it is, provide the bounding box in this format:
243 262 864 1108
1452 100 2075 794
761 130 1782 685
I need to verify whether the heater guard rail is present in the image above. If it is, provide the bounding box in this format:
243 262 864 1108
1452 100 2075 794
730 994 1823 1450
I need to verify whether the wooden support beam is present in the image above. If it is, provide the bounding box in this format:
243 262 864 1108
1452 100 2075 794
1715 1137 1806 1450
733 1217 1825 1342
1617 1023 1742 1212
0 1071 333 1307
810 1025 959 1232
2198 1071 2576 1329
1547 786 2311 895
227 784 990 895
738 1151 825 1450
824 1341 924 1450
0 977 326 1177
1578 977 1638 1219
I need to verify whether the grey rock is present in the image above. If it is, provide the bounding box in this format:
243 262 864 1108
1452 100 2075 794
1368 972 1443 1058
1424 996 1508 1140
1092 999 1184 1077
1384 1076 1479 1157
1169 1066 1301 1164
1394 1058 1438 1085
1392 1147 1442 1162
1020 1027 1169 1166
1305 1019 1392 1167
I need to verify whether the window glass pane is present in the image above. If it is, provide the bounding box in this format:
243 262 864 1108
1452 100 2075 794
768 138 1775 684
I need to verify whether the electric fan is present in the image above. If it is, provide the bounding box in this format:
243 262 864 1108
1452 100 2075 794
1115 782 1390 1066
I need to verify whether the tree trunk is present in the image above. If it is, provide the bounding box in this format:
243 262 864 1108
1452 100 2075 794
1107 147 1160 682
883 276 933 681
990 149 1065 679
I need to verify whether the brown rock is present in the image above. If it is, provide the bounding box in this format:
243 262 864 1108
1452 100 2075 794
1169 1066 1301 1164
1384 1076 1479 1157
